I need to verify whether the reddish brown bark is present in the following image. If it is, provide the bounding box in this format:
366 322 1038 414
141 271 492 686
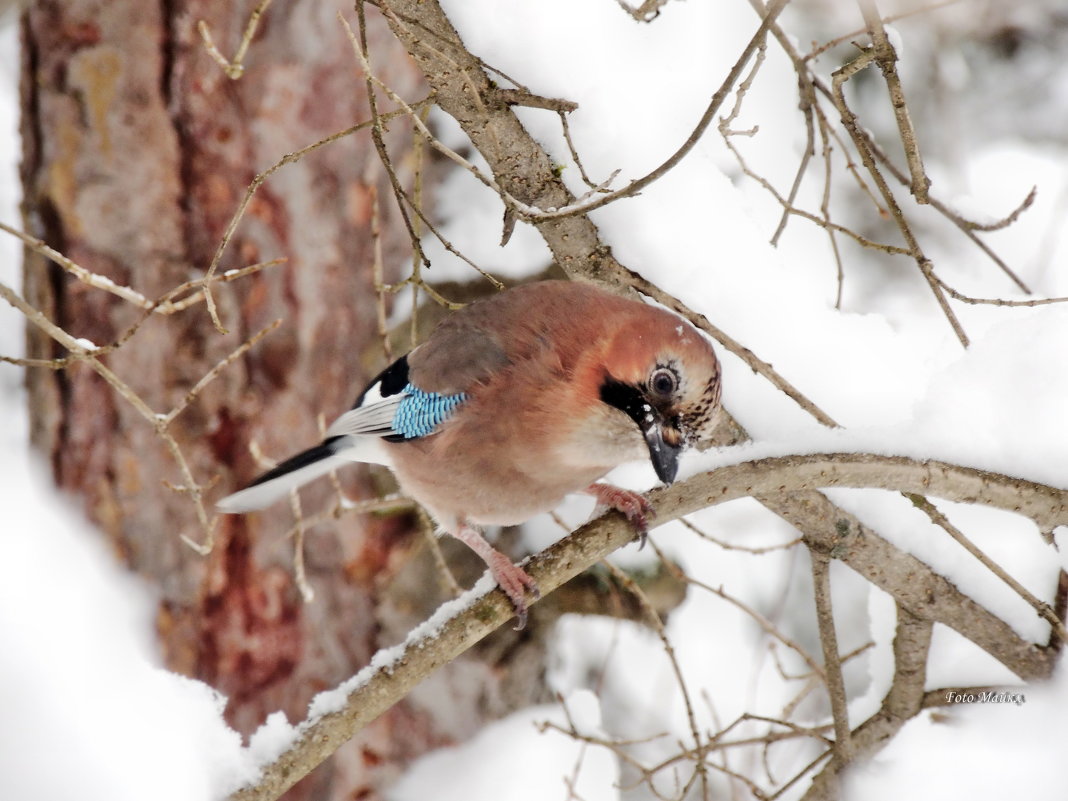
17 2 459 798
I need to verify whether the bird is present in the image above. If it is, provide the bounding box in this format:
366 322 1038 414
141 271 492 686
218 280 723 628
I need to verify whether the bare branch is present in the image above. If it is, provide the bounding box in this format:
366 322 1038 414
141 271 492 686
503 0 792 222
800 606 933 800
831 47 968 345
965 186 1038 232
906 493 1067 641
932 277 1068 308
810 552 852 771
857 0 930 203
803 0 964 63
602 561 709 800
495 88 578 112
677 567 825 679
677 517 801 554
162 320 281 427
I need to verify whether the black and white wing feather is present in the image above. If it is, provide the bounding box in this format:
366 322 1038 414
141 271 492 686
217 354 466 513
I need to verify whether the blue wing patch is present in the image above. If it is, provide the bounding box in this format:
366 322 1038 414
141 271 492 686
391 383 466 439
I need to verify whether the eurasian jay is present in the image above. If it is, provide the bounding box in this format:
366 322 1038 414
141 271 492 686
218 280 722 627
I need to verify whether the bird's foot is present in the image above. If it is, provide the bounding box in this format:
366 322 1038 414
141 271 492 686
584 483 655 549
486 550 540 630
453 522 540 630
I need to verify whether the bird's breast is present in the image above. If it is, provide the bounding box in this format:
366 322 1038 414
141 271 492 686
383 400 646 528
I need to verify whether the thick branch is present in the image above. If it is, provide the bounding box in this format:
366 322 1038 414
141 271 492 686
229 452 1063 801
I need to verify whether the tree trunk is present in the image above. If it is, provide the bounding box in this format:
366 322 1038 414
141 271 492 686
16 2 526 798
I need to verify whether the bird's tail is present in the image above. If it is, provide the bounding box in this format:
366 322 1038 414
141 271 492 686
217 435 354 513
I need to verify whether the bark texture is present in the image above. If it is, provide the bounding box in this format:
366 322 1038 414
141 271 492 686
16 2 527 798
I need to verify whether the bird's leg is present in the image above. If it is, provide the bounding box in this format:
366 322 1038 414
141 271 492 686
451 521 540 630
583 483 655 549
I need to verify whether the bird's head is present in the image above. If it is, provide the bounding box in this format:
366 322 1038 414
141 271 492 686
597 309 722 485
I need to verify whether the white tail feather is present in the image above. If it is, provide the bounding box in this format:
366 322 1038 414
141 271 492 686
216 437 394 513
216 455 350 513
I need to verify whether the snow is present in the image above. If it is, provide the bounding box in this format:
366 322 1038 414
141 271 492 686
388 695 620 801
246 711 299 769
0 440 258 800
843 664 1068 801
3 1 1068 800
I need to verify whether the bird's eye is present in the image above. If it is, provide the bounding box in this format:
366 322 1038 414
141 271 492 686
649 367 678 398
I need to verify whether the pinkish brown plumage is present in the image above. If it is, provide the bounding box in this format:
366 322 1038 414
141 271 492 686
218 280 722 628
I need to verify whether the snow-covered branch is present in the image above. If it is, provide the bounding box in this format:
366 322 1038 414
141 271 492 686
229 451 1065 801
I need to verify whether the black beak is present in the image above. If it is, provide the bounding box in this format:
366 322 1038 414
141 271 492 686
640 420 682 485
599 378 683 484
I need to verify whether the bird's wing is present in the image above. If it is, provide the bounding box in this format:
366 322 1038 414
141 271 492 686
405 320 511 395
332 339 507 442
219 305 514 514
325 392 406 437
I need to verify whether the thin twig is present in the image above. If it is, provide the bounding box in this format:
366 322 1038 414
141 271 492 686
831 45 968 346
272 494 416 546
905 494 1068 642
557 110 602 191
626 275 841 428
200 100 432 333
197 0 274 80
965 186 1037 232
369 187 393 362
682 570 825 680
858 0 930 203
857 128 1033 292
809 552 852 769
932 277 1068 308
418 507 463 598
803 0 964 62
602 561 709 800
495 88 578 112
497 0 791 222
345 8 504 290
288 493 315 603
678 517 801 554
769 69 815 247
356 0 429 274
162 319 281 427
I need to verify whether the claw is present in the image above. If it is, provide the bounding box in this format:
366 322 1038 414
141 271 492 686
451 522 540 630
486 551 539 630
584 483 655 548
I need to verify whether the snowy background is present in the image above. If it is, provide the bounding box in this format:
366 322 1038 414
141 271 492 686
2 1 1068 799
